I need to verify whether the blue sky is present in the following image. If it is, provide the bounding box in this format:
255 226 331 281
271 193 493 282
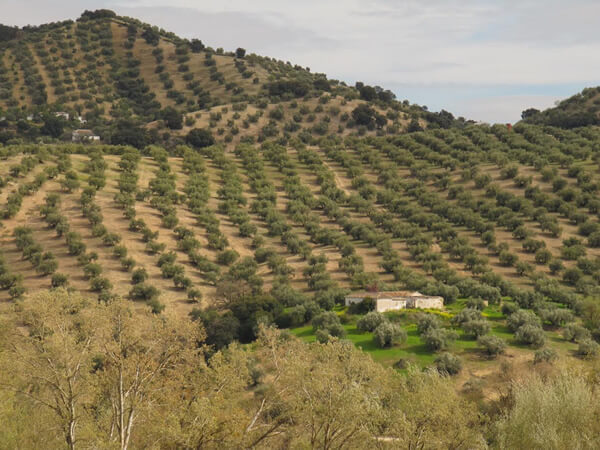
2 0 599 123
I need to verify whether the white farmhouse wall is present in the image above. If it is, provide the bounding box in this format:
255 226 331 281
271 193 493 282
376 299 407 312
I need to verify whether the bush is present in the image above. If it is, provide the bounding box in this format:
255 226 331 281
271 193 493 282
373 322 407 348
315 323 346 343
451 308 482 326
186 128 215 149
462 320 491 338
541 308 574 327
51 273 68 288
90 277 112 292
129 283 160 301
216 249 240 266
478 335 507 357
312 311 346 341
312 311 341 332
347 297 375 314
434 353 462 375
422 328 458 351
533 347 558 364
356 311 386 333
507 310 541 332
417 314 441 335
131 267 148 284
562 323 591 342
147 297 165 314
576 339 599 359
515 324 546 348
187 288 202 303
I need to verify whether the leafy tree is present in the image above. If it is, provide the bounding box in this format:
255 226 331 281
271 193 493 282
434 353 462 375
161 107 183 130
186 128 215 148
235 47 246 58
515 324 546 348
461 320 491 338
495 373 600 448
373 322 407 348
422 328 458 352
477 335 506 357
190 39 205 52
41 115 64 138
356 311 386 332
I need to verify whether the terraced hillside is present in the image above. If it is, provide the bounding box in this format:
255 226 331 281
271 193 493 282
0 10 444 147
1 121 600 371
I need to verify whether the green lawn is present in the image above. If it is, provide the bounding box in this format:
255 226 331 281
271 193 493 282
290 304 584 370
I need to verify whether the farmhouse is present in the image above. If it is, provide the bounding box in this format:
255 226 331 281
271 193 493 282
72 129 100 142
345 291 444 313
55 111 70 120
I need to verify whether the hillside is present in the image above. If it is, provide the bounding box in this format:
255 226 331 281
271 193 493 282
1 120 600 373
2 8 600 448
0 9 459 148
521 86 600 128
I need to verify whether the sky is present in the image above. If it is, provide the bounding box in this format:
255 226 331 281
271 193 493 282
2 0 600 123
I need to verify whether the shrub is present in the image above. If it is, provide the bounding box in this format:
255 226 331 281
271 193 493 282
416 314 441 335
507 310 541 332
120 257 136 271
217 249 239 266
533 347 558 364
186 128 215 149
102 233 121 246
312 311 341 332
129 283 160 301
434 353 462 375
187 288 202 303
422 328 458 351
451 308 482 326
562 323 591 342
576 339 599 359
90 277 112 292
373 322 407 348
356 311 386 333
131 267 148 284
312 311 346 341
515 324 546 348
347 297 375 314
461 320 491 338
51 273 68 288
147 297 165 314
541 308 574 327
315 323 346 343
478 335 506 357
83 263 102 279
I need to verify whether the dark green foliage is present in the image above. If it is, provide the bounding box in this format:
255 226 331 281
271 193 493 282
356 311 386 333
373 322 407 348
161 107 183 130
186 128 215 148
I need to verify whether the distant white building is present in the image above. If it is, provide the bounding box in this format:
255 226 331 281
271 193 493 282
72 129 100 142
76 115 87 124
55 112 70 120
26 114 34 121
345 291 444 312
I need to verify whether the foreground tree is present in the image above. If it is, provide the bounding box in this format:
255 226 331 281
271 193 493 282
1 290 96 449
93 300 203 450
